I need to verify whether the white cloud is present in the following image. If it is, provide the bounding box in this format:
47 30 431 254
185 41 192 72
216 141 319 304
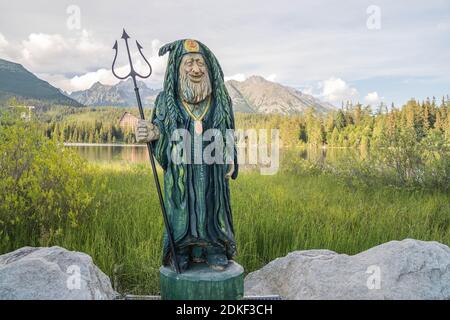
265 74 277 82
0 32 14 59
1 1 449 106
72 69 118 88
364 91 383 105
319 77 359 104
224 73 246 82
436 22 450 32
39 69 118 93
37 37 167 92
0 33 8 48
19 29 109 74
301 86 314 95
21 33 67 60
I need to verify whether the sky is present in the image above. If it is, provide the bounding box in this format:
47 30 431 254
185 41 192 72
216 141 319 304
0 0 449 107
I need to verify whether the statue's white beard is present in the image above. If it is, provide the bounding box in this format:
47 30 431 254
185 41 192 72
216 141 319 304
179 71 212 104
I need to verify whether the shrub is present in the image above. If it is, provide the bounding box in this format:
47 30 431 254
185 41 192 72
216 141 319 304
420 129 450 191
318 127 450 191
0 115 94 248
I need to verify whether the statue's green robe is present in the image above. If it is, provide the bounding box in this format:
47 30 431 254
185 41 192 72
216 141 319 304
151 92 238 266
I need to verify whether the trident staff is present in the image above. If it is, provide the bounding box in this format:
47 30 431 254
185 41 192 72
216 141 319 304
112 29 181 274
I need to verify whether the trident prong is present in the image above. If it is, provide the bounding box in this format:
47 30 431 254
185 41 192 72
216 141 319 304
111 40 128 80
111 29 152 80
111 29 180 274
135 40 152 79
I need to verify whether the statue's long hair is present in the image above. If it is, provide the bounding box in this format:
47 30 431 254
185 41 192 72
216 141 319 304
158 40 235 135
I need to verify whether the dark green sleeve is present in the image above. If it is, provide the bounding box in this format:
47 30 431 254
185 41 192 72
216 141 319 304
229 97 239 180
151 92 169 171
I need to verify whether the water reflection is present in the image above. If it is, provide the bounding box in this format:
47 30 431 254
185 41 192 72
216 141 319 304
67 144 149 163
67 144 363 166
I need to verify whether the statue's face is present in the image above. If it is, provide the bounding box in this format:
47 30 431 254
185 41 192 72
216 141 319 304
180 53 208 83
178 53 212 104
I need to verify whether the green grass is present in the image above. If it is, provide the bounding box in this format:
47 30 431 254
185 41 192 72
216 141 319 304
35 161 449 296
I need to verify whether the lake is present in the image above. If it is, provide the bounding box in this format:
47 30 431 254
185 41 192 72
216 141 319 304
66 143 363 166
65 143 150 163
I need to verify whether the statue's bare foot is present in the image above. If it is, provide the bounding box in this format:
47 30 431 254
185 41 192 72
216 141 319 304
207 254 228 271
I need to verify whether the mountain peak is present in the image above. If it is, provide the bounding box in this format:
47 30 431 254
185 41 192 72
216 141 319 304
116 78 148 89
0 58 83 107
227 75 269 85
246 75 269 82
225 75 334 115
90 81 107 89
70 79 160 107
67 73 333 114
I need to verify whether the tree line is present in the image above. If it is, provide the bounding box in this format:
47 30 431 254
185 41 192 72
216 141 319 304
39 107 147 144
44 120 136 144
14 97 449 149
299 97 450 148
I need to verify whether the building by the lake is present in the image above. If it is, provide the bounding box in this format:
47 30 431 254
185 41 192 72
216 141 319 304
118 112 139 131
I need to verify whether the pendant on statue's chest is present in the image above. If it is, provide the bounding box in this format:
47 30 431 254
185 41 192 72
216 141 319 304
194 120 203 135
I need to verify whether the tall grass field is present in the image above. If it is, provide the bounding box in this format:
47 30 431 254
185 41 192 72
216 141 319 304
7 160 445 296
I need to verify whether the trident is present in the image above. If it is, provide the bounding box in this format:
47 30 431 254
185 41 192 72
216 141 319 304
112 29 181 273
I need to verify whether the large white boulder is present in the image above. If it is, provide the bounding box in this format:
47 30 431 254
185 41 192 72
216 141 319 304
0 246 118 300
244 239 450 300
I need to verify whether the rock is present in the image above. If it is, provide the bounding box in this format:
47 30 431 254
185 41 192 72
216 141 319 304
0 246 118 300
244 239 450 300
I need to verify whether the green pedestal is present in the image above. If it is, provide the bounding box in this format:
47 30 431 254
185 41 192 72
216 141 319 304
160 261 244 300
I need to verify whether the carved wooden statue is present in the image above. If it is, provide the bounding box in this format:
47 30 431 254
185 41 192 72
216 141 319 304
136 39 239 274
